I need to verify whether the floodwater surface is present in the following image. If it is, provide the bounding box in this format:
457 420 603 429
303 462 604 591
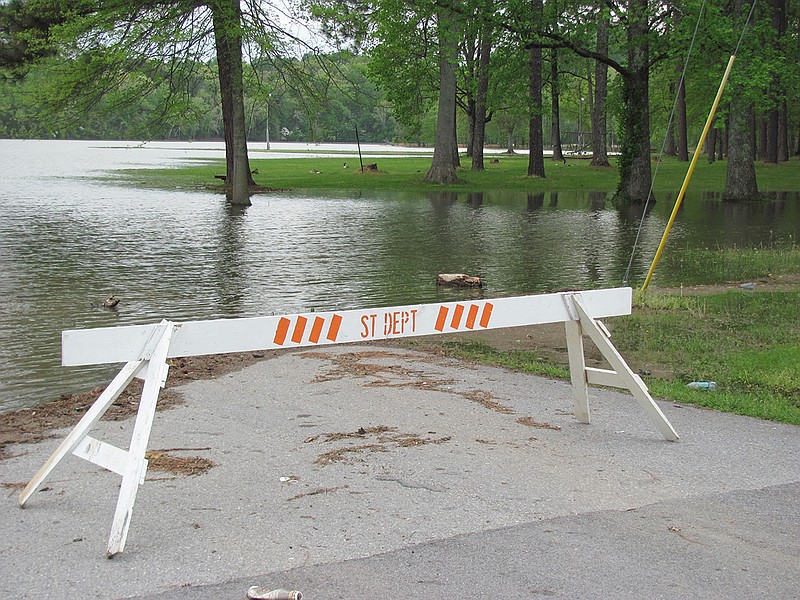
0 140 798 410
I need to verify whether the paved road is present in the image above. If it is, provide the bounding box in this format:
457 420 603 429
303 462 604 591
2 346 798 599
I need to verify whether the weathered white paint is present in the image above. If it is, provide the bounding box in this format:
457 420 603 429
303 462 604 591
22 288 678 557
62 288 633 366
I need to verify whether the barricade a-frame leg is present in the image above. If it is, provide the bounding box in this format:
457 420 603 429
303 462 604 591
564 294 679 442
19 320 176 557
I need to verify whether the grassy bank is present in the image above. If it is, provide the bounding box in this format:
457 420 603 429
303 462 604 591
417 241 800 426
125 153 800 194
443 285 800 427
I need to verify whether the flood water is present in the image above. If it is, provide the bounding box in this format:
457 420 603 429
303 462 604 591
1 139 798 411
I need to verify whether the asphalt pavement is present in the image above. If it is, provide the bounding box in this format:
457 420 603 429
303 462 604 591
2 345 798 599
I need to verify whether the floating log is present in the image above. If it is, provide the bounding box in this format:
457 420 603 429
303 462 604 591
436 273 483 288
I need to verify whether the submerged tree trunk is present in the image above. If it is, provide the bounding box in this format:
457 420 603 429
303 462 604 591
211 0 252 206
426 8 460 184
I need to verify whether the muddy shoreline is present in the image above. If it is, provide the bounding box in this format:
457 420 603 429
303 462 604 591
0 351 273 460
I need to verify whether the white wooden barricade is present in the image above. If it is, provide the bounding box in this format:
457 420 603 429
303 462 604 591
19 287 678 556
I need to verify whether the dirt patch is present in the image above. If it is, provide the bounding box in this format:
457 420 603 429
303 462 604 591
0 351 275 461
301 350 514 413
654 273 800 295
516 416 562 431
288 486 349 501
305 425 451 465
145 448 216 477
462 389 514 414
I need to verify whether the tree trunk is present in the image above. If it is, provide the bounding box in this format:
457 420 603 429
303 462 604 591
466 97 476 157
550 48 564 162
676 74 688 161
471 27 491 170
590 15 609 167
763 0 785 164
527 3 545 179
725 99 759 200
665 80 677 156
425 8 460 184
795 124 800 155
725 0 759 200
506 128 516 153
211 0 251 206
765 108 779 163
778 98 788 161
707 126 716 163
616 0 652 204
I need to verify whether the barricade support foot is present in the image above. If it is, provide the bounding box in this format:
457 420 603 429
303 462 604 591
566 295 679 441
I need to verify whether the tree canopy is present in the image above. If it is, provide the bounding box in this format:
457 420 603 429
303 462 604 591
2 0 798 201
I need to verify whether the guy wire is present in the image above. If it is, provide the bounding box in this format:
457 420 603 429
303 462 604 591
622 0 706 286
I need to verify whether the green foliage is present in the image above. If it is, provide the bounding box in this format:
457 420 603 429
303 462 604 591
0 47 400 142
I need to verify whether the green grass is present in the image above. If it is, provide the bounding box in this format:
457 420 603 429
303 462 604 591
614 290 800 424
120 153 800 195
443 288 800 426
437 342 572 381
652 242 800 286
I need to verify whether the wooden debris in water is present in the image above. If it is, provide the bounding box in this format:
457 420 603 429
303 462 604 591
436 273 482 288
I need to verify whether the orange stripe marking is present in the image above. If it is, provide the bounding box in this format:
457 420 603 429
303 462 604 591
291 316 307 343
326 314 342 341
435 307 449 332
450 304 465 329
309 316 324 343
274 317 291 345
466 304 479 329
479 302 494 328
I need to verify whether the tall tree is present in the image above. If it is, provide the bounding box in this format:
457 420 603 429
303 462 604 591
511 0 661 203
211 0 251 204
616 0 652 203
426 5 460 183
674 70 689 161
470 21 492 170
724 0 758 200
589 12 609 167
550 47 565 162
527 0 545 178
3 0 268 204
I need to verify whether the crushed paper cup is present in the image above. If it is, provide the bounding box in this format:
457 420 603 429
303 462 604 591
247 585 303 600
